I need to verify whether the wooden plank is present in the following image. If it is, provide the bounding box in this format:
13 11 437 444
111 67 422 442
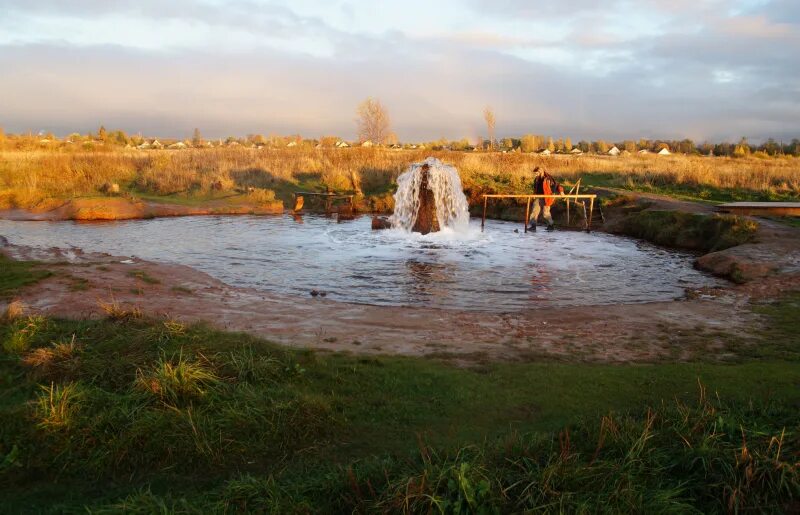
718 202 800 216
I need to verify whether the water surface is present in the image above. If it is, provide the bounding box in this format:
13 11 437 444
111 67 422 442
0 215 722 311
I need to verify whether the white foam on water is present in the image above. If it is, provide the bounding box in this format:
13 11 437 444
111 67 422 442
389 157 471 234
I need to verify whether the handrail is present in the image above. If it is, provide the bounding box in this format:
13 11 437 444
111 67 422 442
480 193 597 233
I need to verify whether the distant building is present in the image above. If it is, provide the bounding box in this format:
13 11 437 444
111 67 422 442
137 142 151 150
361 140 373 147
539 149 551 156
658 148 671 156
335 141 349 148
287 141 298 147
168 142 187 149
638 149 650 155
608 146 621 156
151 139 164 149
570 148 583 155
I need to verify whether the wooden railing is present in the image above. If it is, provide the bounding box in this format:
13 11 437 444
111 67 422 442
481 194 598 232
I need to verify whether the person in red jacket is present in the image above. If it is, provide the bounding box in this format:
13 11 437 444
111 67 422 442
529 166 564 231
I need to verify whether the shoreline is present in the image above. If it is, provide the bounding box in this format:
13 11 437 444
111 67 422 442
2 192 799 364
0 196 284 221
2 235 798 365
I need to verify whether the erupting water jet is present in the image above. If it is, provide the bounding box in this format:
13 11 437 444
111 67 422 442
389 158 470 234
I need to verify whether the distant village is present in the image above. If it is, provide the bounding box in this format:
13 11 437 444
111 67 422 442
2 127 797 158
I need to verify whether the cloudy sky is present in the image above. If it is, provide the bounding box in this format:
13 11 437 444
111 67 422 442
1 0 798 142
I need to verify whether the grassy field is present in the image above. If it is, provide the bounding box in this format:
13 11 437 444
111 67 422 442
1 257 799 512
1 148 798 212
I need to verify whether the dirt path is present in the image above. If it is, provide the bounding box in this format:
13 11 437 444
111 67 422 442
2 193 799 364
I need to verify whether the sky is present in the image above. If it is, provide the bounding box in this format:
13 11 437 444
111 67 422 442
0 0 798 142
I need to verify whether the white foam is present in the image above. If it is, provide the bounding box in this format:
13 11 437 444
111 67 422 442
389 157 471 234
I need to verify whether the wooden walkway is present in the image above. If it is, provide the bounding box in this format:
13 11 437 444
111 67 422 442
717 202 800 216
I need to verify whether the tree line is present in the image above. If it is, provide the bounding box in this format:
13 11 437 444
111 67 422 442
2 94 799 159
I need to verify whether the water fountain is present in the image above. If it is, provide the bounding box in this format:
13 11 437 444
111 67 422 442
388 157 471 234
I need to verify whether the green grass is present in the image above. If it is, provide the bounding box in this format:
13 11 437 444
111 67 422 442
126 269 160 284
0 254 51 298
1 312 798 512
609 208 758 252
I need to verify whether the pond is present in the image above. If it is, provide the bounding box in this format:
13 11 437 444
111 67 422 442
0 215 723 312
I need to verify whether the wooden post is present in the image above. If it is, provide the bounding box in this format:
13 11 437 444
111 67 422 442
587 197 594 232
524 197 531 233
293 195 304 212
481 196 488 231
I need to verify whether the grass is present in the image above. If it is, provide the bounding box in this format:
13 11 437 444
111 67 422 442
0 310 798 512
1 148 798 212
0 254 51 298
126 269 160 284
609 209 759 252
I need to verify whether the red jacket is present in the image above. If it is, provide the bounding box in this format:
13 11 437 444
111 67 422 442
533 173 564 206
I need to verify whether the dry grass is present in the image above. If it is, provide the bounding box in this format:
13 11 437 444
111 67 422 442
34 381 84 429
97 296 143 321
1 148 798 209
2 299 26 322
22 335 82 379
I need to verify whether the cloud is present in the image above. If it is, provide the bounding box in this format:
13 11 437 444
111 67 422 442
0 0 798 142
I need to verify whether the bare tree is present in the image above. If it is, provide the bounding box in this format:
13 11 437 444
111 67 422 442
356 98 391 144
483 106 496 151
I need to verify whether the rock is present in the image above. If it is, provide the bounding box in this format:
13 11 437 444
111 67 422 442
411 165 440 235
310 290 319 297
372 216 392 230
695 252 774 283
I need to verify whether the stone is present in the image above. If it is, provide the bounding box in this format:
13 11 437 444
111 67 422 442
371 216 392 230
411 165 440 235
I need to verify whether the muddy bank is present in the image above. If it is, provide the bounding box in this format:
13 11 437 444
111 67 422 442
3 236 799 365
598 191 800 283
0 197 283 221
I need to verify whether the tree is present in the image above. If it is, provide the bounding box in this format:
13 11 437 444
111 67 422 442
192 128 203 147
356 97 392 144
483 106 496 151
97 125 107 142
733 137 750 157
564 137 572 151
547 137 555 152
520 134 538 153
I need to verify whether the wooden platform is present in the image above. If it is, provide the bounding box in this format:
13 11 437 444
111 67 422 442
717 202 800 216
